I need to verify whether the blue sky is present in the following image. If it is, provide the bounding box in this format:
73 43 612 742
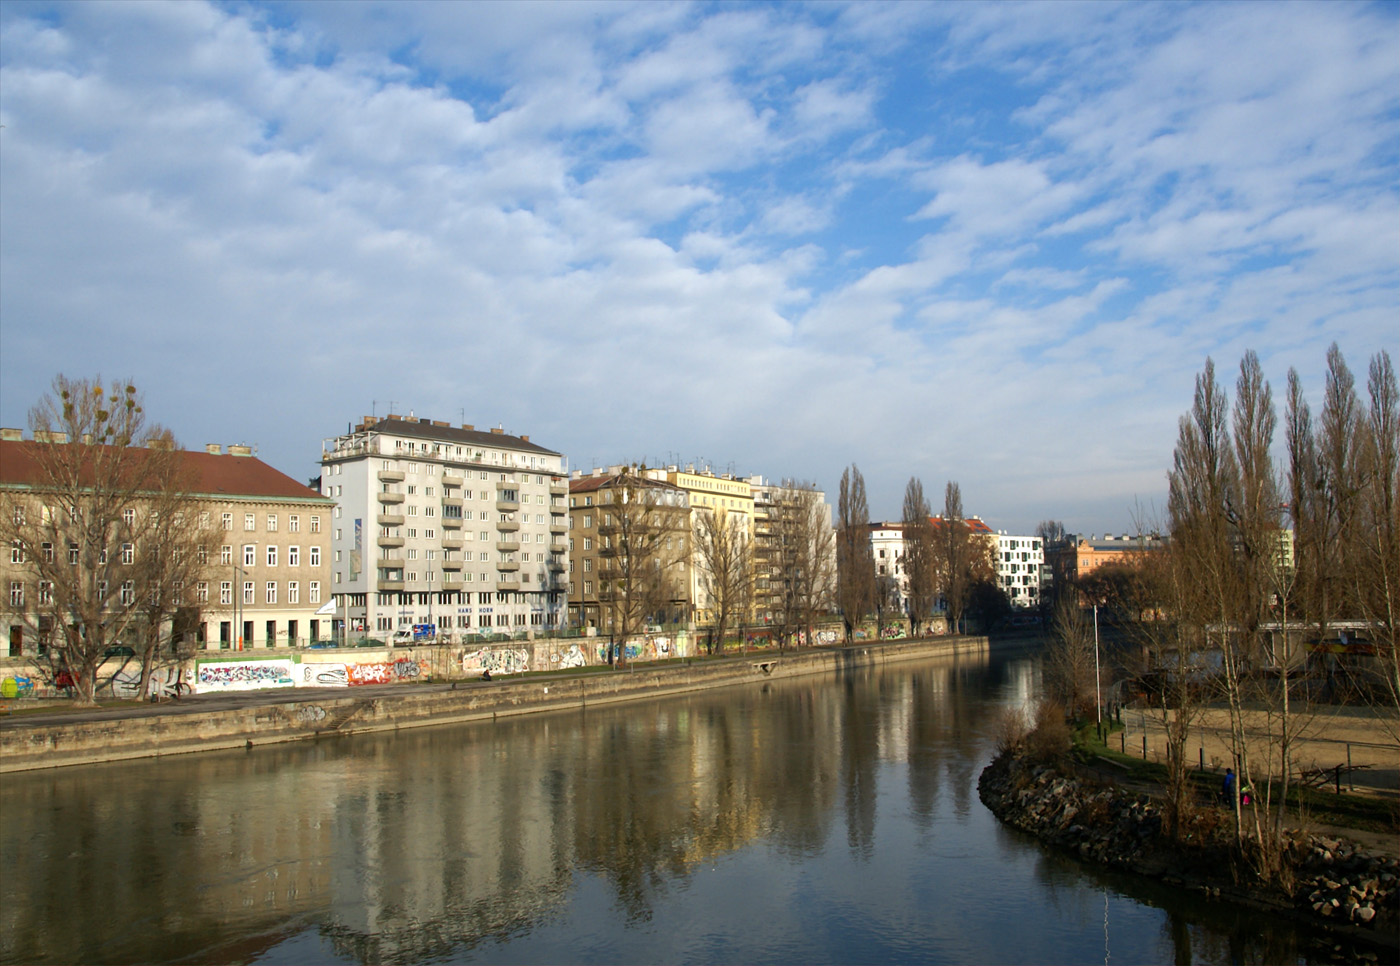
1 0 1396 534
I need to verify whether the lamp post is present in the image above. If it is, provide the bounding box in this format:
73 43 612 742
1093 602 1102 725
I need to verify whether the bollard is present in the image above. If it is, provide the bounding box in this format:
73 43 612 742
1199 747 1204 772
1143 734 1148 759
1120 731 1125 754
1347 744 1353 791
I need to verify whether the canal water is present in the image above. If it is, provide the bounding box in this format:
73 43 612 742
0 647 1368 964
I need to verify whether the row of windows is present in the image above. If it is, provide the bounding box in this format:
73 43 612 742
238 545 322 568
221 511 321 533
10 579 321 607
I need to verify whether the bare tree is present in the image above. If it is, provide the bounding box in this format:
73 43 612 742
1 377 203 705
694 504 751 655
835 465 874 643
1045 592 1097 719
934 481 971 633
596 468 690 668
766 481 834 650
1355 351 1400 737
902 478 937 636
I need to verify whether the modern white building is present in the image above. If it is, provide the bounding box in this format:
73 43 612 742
321 416 570 641
868 521 908 612
995 532 1043 609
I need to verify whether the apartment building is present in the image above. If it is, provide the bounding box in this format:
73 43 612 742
994 532 1044 609
746 476 835 625
321 416 570 640
869 521 909 612
1 432 334 654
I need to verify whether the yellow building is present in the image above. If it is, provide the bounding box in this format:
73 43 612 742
664 468 754 628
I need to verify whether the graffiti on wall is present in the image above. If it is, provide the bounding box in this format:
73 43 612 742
551 644 587 669
462 647 531 675
303 665 349 687
110 665 191 699
197 660 296 691
880 624 907 640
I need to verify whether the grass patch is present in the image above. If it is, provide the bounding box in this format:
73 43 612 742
1068 716 1398 836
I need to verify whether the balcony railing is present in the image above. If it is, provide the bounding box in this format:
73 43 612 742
378 513 405 527
377 491 405 505
378 470 405 483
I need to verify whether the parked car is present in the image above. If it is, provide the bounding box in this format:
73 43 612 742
104 644 135 658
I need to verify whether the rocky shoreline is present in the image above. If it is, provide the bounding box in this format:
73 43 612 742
977 751 1398 952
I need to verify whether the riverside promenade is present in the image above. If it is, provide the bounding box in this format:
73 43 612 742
0 635 989 772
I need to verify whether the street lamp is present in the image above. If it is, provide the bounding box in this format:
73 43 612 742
1093 602 1102 725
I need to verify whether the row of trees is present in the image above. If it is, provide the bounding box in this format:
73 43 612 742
835 465 999 643
1041 344 1397 885
2 377 209 705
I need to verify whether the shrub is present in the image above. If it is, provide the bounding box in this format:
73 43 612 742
993 705 1030 755
1026 700 1071 762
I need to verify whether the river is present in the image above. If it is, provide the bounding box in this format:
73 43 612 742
0 645 1366 964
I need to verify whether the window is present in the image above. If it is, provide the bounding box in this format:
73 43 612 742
41 542 54 563
10 542 23 565
199 511 210 530
220 581 232 605
221 545 233 565
11 506 23 526
288 546 300 567
38 580 53 605
267 513 278 532
244 513 255 531
243 581 254 605
243 545 255 567
288 581 299 604
309 582 320 604
120 581 135 605
123 508 136 527
310 516 320 533
121 543 134 565
289 515 299 533
196 581 209 603
68 544 79 565
10 582 23 607
309 546 321 567
97 580 107 601
424 528 435 538
265 581 277 604
267 545 278 567
222 512 233 531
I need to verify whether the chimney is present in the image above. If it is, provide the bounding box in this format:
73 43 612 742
228 444 253 457
461 423 474 431
0 428 22 441
145 437 174 451
490 427 504 435
432 420 449 427
34 430 69 443
521 435 529 442
206 444 222 455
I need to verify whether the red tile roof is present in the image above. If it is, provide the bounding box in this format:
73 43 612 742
0 439 329 503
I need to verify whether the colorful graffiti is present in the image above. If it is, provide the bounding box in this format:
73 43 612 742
462 647 531 675
880 624 907 639
197 660 296 691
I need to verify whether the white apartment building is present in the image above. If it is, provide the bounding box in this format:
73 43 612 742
321 416 570 641
996 532 1043 609
868 521 908 613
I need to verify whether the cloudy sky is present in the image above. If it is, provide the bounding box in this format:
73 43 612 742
1 1 1395 534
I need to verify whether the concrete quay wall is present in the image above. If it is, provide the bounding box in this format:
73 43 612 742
0 636 988 772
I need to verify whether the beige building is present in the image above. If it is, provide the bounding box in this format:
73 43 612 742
1 432 334 655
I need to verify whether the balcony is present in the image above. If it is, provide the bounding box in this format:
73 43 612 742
377 491 405 505
496 518 520 532
495 479 516 491
377 579 404 592
378 512 405 527
495 539 520 552
496 578 522 593
496 559 520 572
442 517 463 530
550 480 568 496
550 519 568 534
378 469 405 483
443 472 465 487
441 538 464 550
443 573 462 586
377 535 404 548
547 559 566 572
496 498 520 511
442 559 462 571
442 497 463 509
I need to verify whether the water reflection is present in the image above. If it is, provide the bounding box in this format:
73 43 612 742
0 647 1371 965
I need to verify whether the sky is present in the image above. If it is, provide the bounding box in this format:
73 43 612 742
1 1 1396 536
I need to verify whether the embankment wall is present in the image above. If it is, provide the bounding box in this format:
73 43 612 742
0 636 987 772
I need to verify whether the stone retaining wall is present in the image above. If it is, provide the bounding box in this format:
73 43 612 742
0 636 988 772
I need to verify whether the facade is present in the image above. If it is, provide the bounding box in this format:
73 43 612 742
321 416 569 641
746 476 835 626
1048 533 1165 591
666 468 754 627
868 521 908 613
994 532 1044 609
1 433 333 655
567 468 691 632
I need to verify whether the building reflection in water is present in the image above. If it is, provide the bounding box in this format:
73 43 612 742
2 649 1004 965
